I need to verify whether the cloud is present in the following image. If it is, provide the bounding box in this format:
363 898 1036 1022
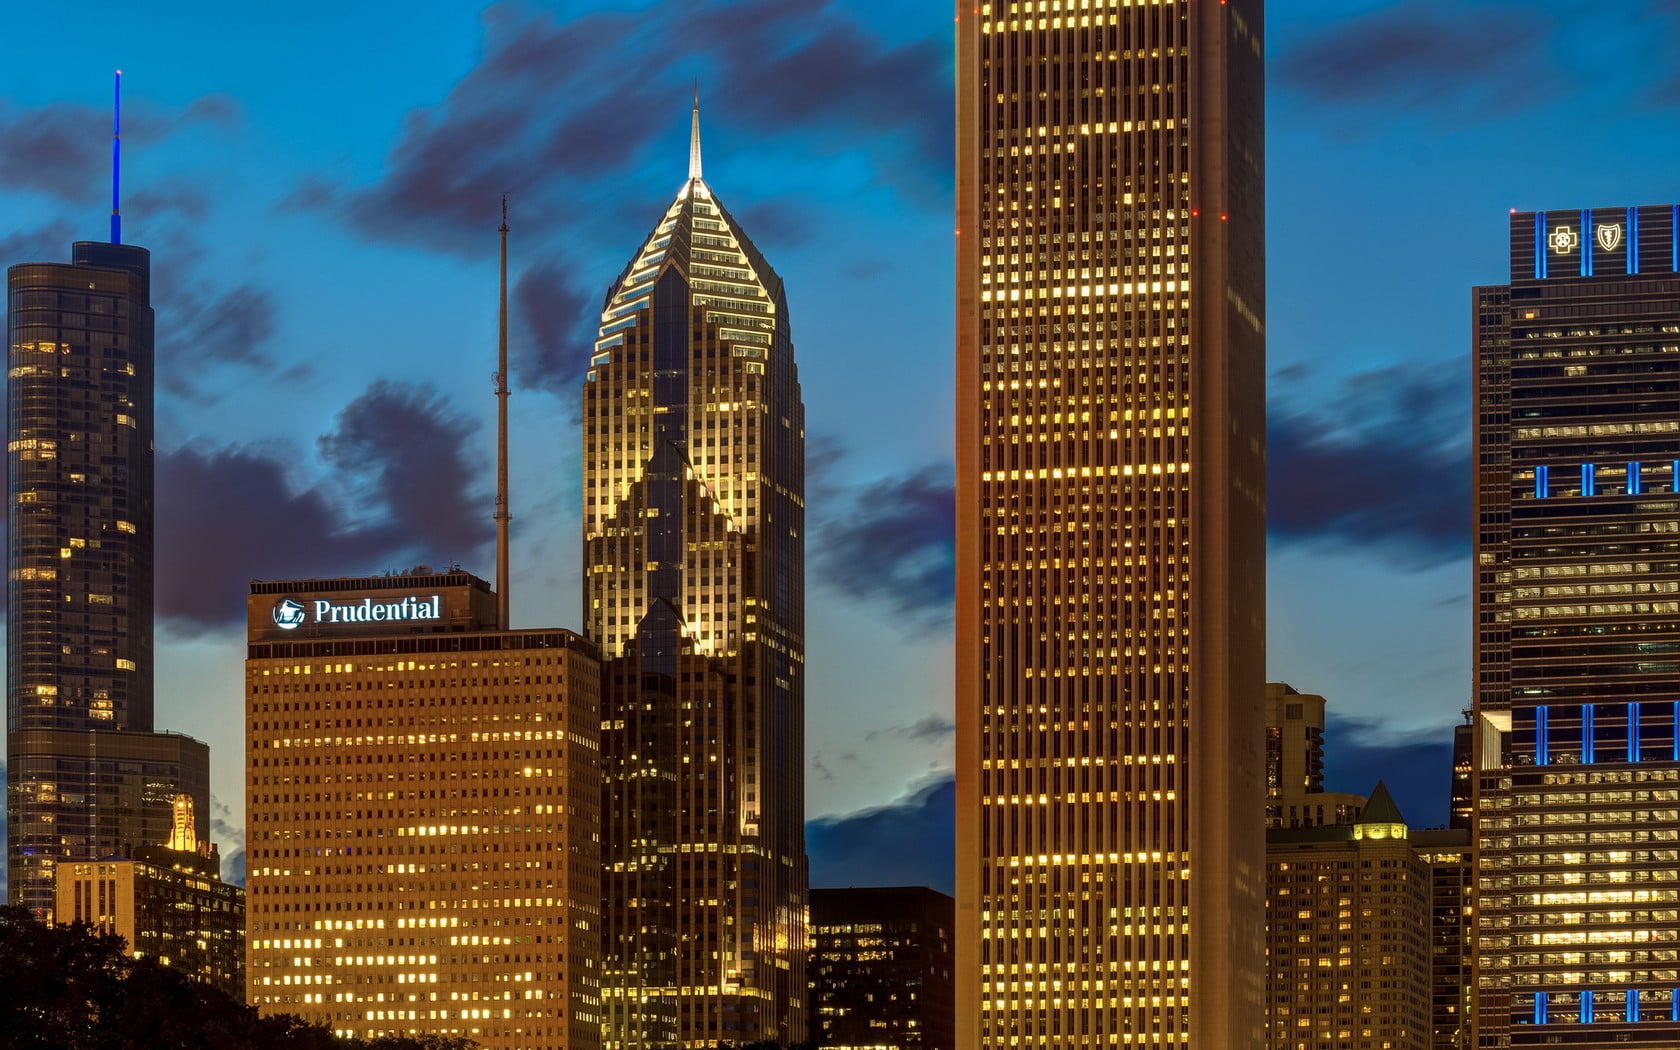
306 0 947 256
165 285 277 389
0 221 77 264
156 381 489 632
0 95 239 204
814 463 954 623
867 715 955 743
806 774 954 893
1268 358 1469 564
318 381 492 559
1275 1 1558 115
513 258 596 399
1322 714 1457 830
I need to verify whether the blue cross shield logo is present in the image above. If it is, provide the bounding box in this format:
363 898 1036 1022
1596 223 1623 252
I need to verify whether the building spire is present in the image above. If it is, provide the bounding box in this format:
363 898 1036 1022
688 84 702 182
111 70 122 244
495 195 511 630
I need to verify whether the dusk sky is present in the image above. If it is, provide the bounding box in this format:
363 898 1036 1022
4 0 1680 894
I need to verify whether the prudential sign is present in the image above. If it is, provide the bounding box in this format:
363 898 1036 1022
272 594 443 631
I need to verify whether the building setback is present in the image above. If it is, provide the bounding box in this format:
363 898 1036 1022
1473 204 1680 1046
955 2 1267 1044
6 239 209 918
810 886 954 1050
1266 683 1366 829
244 571 601 1050
584 104 807 1047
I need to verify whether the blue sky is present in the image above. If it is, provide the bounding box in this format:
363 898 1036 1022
3 0 1680 894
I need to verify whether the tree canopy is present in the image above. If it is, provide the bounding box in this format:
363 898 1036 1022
0 906 475 1050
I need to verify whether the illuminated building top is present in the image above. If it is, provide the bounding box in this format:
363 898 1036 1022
1512 203 1680 281
583 100 807 1047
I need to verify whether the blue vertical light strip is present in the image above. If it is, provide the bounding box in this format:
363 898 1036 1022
1631 701 1641 762
1537 464 1550 498
1672 988 1679 1022
1630 207 1640 274
1535 990 1548 1025
1630 462 1642 495
1673 701 1679 762
1537 705 1550 765
1583 463 1596 496
1537 211 1548 279
1628 988 1639 1023
1583 208 1594 276
1673 460 1680 494
1673 205 1678 273
1584 703 1596 764
1584 989 1595 1023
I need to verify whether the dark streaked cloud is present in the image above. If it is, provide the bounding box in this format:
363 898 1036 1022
0 96 239 204
867 715 955 744
1268 359 1469 564
157 382 488 632
0 221 77 265
1322 714 1456 830
318 381 492 559
807 774 954 894
815 464 954 623
513 258 596 399
156 444 398 631
312 0 947 255
1275 1 1558 114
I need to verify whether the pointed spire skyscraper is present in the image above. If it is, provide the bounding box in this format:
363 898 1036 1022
584 100 808 1048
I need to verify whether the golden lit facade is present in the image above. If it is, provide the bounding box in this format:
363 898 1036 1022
56 795 245 1001
1265 788 1431 1050
1473 205 1680 1046
955 2 1266 1045
584 114 807 1048
244 572 601 1050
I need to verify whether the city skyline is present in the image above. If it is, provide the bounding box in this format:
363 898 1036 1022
5 1 1680 899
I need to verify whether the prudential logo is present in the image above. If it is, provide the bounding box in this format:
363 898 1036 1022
273 598 308 631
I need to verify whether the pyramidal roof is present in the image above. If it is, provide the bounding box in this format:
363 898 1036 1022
594 96 784 355
1357 780 1407 826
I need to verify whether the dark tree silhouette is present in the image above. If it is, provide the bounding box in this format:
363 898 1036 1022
0 906 476 1050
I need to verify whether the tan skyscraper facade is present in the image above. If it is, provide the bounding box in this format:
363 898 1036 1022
956 2 1267 1046
244 571 601 1050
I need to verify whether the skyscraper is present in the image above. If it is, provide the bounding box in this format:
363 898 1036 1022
1266 784 1431 1050
585 102 807 1047
1473 204 1680 1045
955 3 1266 1045
7 237 210 917
244 571 601 1049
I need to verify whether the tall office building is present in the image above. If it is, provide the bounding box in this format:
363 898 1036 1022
1266 784 1432 1050
584 102 807 1048
810 886 955 1050
1473 204 1680 1045
955 3 1267 1045
7 239 210 917
244 571 601 1050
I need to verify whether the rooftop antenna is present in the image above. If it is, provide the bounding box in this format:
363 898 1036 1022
688 83 702 182
111 70 122 244
494 195 511 629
